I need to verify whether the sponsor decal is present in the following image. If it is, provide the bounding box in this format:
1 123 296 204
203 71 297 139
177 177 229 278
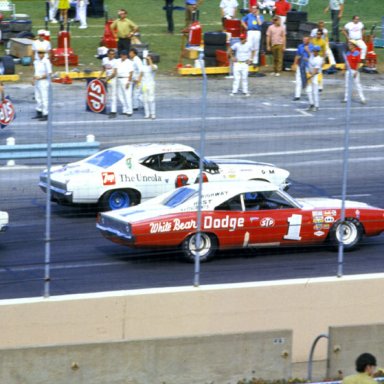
204 215 244 232
313 211 323 216
126 158 132 169
260 217 275 228
102 172 116 185
324 210 337 216
313 217 324 224
119 174 162 183
87 79 107 113
314 231 325 237
0 99 15 127
324 216 335 223
314 224 323 230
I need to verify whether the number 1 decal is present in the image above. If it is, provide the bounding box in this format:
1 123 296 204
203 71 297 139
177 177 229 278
284 214 302 241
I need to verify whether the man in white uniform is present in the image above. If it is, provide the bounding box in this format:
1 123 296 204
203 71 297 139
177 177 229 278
76 0 88 29
98 49 118 118
32 30 52 60
220 0 238 19
115 50 134 116
32 50 52 121
129 48 144 112
343 15 367 60
48 0 59 23
305 46 323 112
229 33 252 96
141 54 158 120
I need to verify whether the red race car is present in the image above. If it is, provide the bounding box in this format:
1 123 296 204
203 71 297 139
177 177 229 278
97 181 384 262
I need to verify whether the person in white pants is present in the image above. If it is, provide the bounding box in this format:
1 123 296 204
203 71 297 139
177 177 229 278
98 49 118 118
305 46 323 112
141 54 158 119
229 33 252 96
48 0 59 23
32 50 52 121
76 0 88 29
310 21 336 67
115 50 134 116
342 15 367 60
241 6 263 67
129 48 144 111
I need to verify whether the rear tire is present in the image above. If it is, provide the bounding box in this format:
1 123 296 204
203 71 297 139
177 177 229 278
181 232 217 262
99 189 139 211
328 218 363 250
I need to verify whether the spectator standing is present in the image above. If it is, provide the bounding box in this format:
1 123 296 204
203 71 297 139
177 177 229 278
32 30 51 60
266 16 286 76
185 0 203 26
324 0 344 42
220 0 238 20
98 49 118 118
310 29 327 92
241 6 264 68
292 36 314 100
229 33 252 96
342 353 377 384
164 0 174 33
129 48 144 112
310 20 336 69
48 0 59 23
58 0 70 27
115 50 134 117
76 0 88 29
274 0 291 27
343 15 367 60
141 54 158 120
111 9 139 55
343 40 366 104
258 0 275 16
305 46 323 111
32 50 52 121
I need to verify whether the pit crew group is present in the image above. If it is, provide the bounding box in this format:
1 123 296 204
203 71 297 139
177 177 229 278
226 0 367 111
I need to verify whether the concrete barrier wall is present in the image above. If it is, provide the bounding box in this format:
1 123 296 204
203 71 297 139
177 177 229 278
328 323 384 378
1 273 384 367
0 331 293 384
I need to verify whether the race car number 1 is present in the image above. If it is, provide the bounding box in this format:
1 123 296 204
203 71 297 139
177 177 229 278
87 79 107 113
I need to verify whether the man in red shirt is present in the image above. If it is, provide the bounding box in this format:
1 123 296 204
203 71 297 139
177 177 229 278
343 40 366 104
274 0 291 27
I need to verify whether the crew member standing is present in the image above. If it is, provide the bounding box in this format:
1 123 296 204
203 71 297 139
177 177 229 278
32 30 51 60
98 48 118 118
324 0 344 42
32 50 52 121
343 40 366 104
220 0 239 20
229 33 252 96
266 16 286 76
129 48 144 112
142 54 158 120
164 0 174 33
274 0 291 27
58 0 70 28
48 0 59 23
185 0 203 26
342 15 367 60
305 46 323 112
111 9 139 56
241 5 264 68
115 50 134 117
76 0 88 29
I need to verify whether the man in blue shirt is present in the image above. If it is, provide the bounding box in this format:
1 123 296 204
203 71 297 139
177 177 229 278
241 6 264 67
292 36 314 100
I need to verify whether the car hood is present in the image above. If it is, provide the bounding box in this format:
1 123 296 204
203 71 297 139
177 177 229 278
297 197 373 210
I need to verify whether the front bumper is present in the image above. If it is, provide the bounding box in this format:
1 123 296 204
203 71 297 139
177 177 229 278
39 180 74 204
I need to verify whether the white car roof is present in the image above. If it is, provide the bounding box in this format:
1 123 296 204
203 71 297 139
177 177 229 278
106 143 195 159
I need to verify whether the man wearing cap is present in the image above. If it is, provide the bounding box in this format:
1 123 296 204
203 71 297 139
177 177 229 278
229 33 252 96
305 45 323 112
32 30 51 60
111 9 139 56
343 40 366 104
241 5 264 68
342 15 367 60
266 16 286 76
115 50 134 117
32 50 52 121
342 353 377 384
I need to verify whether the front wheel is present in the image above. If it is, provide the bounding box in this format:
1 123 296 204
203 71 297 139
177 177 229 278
99 189 138 211
181 232 218 262
328 218 363 250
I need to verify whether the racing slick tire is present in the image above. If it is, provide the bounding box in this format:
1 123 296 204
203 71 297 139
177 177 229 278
182 232 218 263
99 189 139 211
328 218 363 251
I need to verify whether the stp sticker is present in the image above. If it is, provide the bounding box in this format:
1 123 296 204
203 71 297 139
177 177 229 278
260 217 275 227
0 99 15 127
87 79 107 113
102 172 116 185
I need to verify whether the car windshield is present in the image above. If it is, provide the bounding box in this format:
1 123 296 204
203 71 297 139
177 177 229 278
85 150 125 169
163 187 197 208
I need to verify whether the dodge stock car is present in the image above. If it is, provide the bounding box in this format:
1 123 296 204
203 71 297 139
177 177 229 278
96 180 384 262
0 210 9 233
39 143 290 211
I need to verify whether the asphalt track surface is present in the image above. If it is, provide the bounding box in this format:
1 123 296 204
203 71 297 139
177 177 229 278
0 70 383 299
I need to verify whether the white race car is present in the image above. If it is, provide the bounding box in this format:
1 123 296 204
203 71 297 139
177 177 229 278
0 211 9 233
39 143 290 211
